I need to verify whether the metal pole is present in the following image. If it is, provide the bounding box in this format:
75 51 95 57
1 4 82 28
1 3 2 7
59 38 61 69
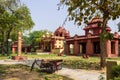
8 39 12 57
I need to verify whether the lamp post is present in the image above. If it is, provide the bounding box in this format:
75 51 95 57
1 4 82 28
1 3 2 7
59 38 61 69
8 39 12 56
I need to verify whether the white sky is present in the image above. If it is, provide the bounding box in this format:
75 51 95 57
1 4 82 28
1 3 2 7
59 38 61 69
22 0 120 36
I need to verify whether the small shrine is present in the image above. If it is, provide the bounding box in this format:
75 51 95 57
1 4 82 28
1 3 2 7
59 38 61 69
41 27 70 54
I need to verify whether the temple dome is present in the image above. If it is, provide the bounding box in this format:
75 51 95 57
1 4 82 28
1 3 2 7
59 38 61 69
84 16 111 31
54 26 70 38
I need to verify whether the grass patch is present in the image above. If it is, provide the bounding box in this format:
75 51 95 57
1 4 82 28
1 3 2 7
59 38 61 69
0 53 101 70
2 53 120 70
0 55 8 60
63 59 100 70
0 64 73 80
107 57 120 61
23 53 100 70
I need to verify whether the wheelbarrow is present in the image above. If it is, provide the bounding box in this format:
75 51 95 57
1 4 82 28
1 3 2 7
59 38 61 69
30 59 63 73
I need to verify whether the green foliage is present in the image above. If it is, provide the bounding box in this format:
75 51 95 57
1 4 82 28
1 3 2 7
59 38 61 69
59 0 120 25
100 32 113 41
0 0 34 54
22 35 32 45
14 5 34 31
110 77 120 80
45 77 49 80
29 30 50 44
111 65 120 78
59 0 120 40
23 30 52 51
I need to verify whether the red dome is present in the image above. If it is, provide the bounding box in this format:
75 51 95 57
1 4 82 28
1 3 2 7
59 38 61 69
54 26 70 38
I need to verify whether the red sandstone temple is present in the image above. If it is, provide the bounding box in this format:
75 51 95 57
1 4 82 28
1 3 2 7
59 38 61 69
12 41 31 53
41 17 120 57
65 17 120 57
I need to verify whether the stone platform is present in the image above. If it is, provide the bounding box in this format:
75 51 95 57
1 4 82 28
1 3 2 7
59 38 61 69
12 56 27 60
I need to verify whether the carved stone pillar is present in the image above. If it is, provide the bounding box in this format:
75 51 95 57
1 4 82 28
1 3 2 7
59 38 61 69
65 42 69 55
86 39 93 55
18 32 22 56
106 40 111 57
115 40 118 56
74 40 79 55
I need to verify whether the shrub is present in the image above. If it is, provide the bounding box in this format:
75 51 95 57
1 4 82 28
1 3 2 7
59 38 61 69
111 65 120 78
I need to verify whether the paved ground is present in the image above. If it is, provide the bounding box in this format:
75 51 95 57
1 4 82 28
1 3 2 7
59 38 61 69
0 60 106 80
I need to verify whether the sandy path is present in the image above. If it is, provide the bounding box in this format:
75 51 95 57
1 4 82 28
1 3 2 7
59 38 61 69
56 68 106 80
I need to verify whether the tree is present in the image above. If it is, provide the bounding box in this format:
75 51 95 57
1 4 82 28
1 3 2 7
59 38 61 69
24 30 52 51
59 0 120 68
0 0 34 55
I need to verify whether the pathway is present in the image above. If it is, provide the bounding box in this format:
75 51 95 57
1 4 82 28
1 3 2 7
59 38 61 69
56 68 106 80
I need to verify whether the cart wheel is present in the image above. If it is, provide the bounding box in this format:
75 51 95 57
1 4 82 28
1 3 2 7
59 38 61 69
57 63 63 70
49 64 56 73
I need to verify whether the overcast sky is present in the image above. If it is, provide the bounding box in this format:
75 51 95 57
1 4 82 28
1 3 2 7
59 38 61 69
21 0 120 36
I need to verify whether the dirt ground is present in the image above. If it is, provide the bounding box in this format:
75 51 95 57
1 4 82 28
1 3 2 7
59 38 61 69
0 64 73 80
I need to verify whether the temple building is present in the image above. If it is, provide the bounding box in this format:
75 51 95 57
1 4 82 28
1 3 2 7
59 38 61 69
65 17 120 57
11 27 70 54
41 27 70 54
12 41 31 53
12 17 120 57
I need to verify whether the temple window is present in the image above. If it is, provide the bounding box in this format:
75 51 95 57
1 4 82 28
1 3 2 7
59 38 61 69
79 43 86 54
70 44 73 54
97 22 102 27
111 42 115 54
60 33 62 37
89 29 93 34
56 33 58 36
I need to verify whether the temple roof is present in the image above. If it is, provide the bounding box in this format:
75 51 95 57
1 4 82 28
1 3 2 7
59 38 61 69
84 16 111 31
88 16 103 24
54 26 70 37
55 26 66 33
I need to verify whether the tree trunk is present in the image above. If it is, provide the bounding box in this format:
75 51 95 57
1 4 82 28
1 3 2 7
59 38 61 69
100 39 107 69
0 28 12 55
1 32 7 55
100 16 108 69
